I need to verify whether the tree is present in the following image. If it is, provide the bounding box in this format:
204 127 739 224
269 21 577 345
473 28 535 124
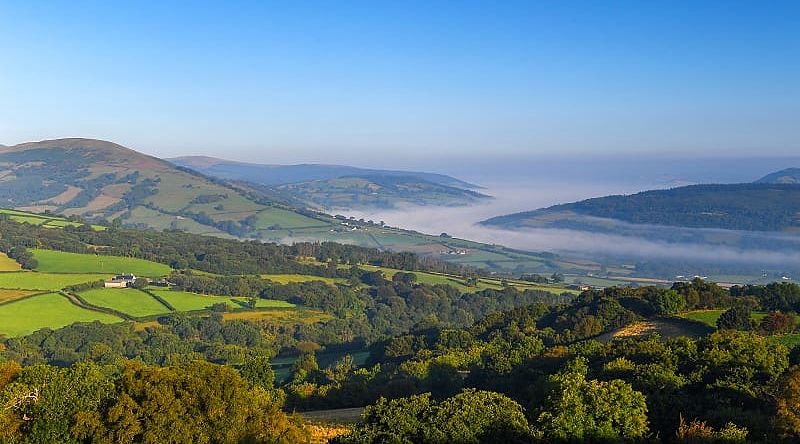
775 366 800 438
760 311 797 335
649 289 686 315
536 358 649 441
717 306 754 330
240 354 276 390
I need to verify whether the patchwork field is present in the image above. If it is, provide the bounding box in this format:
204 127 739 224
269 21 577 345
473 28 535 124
31 249 172 276
0 292 123 337
79 288 172 317
149 289 295 312
0 289 40 304
0 272 110 291
0 208 105 230
0 252 21 271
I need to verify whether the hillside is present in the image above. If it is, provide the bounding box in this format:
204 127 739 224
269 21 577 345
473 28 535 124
170 156 488 209
0 139 553 274
483 183 800 233
756 167 800 184
0 138 330 238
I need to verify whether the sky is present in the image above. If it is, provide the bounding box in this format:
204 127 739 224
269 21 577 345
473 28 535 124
1 1 798 167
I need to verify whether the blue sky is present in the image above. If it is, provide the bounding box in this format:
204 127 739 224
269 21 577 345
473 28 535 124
1 1 798 166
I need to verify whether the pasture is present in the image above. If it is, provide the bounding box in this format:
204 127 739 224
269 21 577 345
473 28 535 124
0 292 123 337
0 208 105 230
30 249 172 276
149 289 295 312
0 272 109 291
262 274 345 285
79 288 172 317
680 309 768 327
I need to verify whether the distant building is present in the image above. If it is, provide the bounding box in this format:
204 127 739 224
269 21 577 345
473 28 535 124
104 274 137 288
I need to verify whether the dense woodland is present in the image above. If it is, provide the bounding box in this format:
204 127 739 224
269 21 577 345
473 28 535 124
486 183 800 232
3 216 800 442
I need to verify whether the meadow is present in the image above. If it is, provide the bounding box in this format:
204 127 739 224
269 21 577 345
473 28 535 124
0 292 123 337
680 309 768 327
149 289 295 312
262 274 345 285
0 272 110 291
79 288 172 317
0 289 40 304
31 249 172 276
0 208 105 230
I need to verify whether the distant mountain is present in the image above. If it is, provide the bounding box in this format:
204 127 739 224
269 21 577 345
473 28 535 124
756 168 800 184
169 156 489 210
170 156 479 188
0 138 332 238
483 183 800 233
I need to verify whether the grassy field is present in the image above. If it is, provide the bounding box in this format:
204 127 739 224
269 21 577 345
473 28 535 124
254 207 325 229
359 265 576 296
0 292 123 337
79 288 172 318
31 249 172 276
0 289 40 304
0 208 105 230
680 309 768 327
262 274 345 285
149 289 295 312
771 334 800 348
0 272 110 291
0 253 21 271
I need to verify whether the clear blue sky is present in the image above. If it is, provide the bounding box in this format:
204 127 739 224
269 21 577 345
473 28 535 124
1 1 798 166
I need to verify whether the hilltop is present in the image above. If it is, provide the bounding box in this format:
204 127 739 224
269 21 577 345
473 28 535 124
756 167 800 184
170 156 488 210
483 183 800 233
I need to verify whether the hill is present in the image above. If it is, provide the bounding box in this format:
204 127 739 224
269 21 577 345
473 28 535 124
756 167 800 184
0 138 329 238
170 156 488 210
0 139 551 274
483 183 800 233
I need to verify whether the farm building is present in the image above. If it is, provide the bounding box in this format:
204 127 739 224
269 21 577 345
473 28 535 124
104 274 137 288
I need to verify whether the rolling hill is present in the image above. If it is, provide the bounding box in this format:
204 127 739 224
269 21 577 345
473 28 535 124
0 138 327 238
482 183 800 233
170 156 489 210
0 139 552 274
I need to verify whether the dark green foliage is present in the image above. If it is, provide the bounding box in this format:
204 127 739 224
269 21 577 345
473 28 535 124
717 306 755 330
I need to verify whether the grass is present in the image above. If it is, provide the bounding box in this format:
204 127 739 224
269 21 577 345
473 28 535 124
0 289 40 304
254 207 325 229
0 292 123 337
149 289 295 312
0 272 110 291
79 288 172 318
680 309 768 327
0 208 105 230
0 253 21 271
261 274 345 285
771 333 800 348
31 249 172 277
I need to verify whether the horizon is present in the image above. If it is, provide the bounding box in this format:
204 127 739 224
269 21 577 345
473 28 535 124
2 1 799 164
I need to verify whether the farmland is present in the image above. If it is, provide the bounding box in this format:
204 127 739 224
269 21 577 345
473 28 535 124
679 309 768 327
0 289 41 304
79 288 172 317
0 252 21 271
31 249 172 276
0 292 123 337
0 272 110 291
0 208 105 230
149 289 295 312
262 274 345 285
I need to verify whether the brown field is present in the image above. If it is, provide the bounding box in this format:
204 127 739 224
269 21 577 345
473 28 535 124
222 308 332 325
0 289 39 304
0 253 21 271
45 185 83 204
598 317 713 342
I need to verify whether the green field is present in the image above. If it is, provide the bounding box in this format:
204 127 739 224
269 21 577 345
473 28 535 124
149 289 295 312
0 208 105 230
0 272 110 291
680 309 768 327
254 207 325 229
31 249 172 276
79 288 172 317
771 333 800 348
0 292 123 337
262 274 345 285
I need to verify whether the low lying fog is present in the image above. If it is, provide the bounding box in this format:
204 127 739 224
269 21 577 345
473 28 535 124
341 157 800 269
